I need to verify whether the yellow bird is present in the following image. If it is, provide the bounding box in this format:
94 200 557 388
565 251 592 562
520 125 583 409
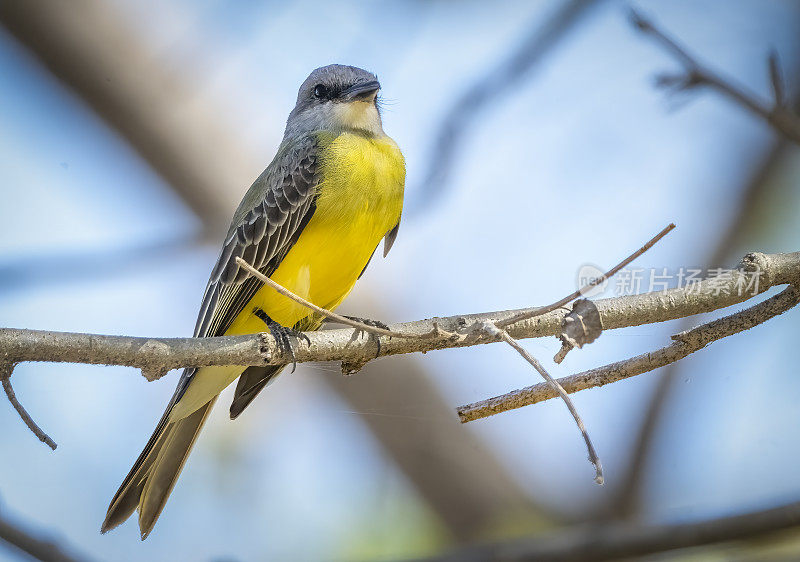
102 64 405 539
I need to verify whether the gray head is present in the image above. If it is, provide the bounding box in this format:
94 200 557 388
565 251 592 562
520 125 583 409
284 64 384 139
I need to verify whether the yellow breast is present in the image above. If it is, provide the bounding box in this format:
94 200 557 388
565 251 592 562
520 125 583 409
228 131 405 335
171 132 404 420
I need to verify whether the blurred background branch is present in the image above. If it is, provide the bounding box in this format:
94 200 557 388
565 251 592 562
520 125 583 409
0 504 91 562
428 497 800 562
408 0 601 217
0 0 259 237
631 8 800 145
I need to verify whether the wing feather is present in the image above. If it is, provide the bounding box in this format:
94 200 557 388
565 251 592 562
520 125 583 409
179 135 321 401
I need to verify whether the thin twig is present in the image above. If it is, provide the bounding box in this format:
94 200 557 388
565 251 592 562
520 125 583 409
458 284 800 422
235 256 406 339
630 9 800 144
496 223 675 329
479 322 603 484
0 363 57 450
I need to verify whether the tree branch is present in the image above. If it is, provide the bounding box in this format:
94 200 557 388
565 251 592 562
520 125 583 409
631 9 800 145
458 283 800 422
410 0 601 217
2 251 798 451
427 497 800 561
1 252 797 379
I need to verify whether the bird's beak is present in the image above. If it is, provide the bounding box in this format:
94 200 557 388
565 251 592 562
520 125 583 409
343 81 380 102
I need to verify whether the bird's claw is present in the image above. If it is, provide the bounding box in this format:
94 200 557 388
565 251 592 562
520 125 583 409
342 315 390 332
342 315 390 357
253 307 309 372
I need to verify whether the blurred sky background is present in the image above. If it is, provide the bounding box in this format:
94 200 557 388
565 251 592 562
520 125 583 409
1 0 800 560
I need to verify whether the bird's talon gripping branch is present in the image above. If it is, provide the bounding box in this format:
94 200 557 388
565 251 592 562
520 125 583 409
341 315 389 356
341 315 390 332
253 307 308 372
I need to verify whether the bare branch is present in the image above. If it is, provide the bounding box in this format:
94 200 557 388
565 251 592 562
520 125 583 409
1 363 56 450
1 250 797 458
496 223 675 329
427 497 800 561
630 9 800 144
458 283 800 422
0 252 797 379
0 0 259 235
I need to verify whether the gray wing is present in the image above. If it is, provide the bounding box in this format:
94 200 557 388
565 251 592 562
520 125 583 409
196 135 320 339
176 135 320 399
103 136 321 529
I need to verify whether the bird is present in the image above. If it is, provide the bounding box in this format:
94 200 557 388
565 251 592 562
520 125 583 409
101 64 405 539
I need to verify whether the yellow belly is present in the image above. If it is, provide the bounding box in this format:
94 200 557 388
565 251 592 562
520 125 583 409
171 132 405 420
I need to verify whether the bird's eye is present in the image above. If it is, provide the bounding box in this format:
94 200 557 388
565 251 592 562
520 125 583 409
313 84 328 99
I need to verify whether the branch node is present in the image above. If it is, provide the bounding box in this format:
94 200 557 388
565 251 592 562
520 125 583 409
257 331 273 363
341 358 368 376
554 343 572 364
554 299 603 364
140 366 169 382
628 8 651 33
421 320 462 342
137 340 173 380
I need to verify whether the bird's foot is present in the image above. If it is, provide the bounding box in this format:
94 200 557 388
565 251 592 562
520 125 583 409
253 308 311 372
341 315 390 357
342 315 390 332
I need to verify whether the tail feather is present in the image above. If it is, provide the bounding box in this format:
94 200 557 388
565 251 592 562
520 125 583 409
102 396 216 539
229 366 283 420
101 405 173 534
138 399 215 539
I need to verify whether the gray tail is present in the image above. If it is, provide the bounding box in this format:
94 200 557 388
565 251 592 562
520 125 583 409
229 365 283 419
101 397 216 539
